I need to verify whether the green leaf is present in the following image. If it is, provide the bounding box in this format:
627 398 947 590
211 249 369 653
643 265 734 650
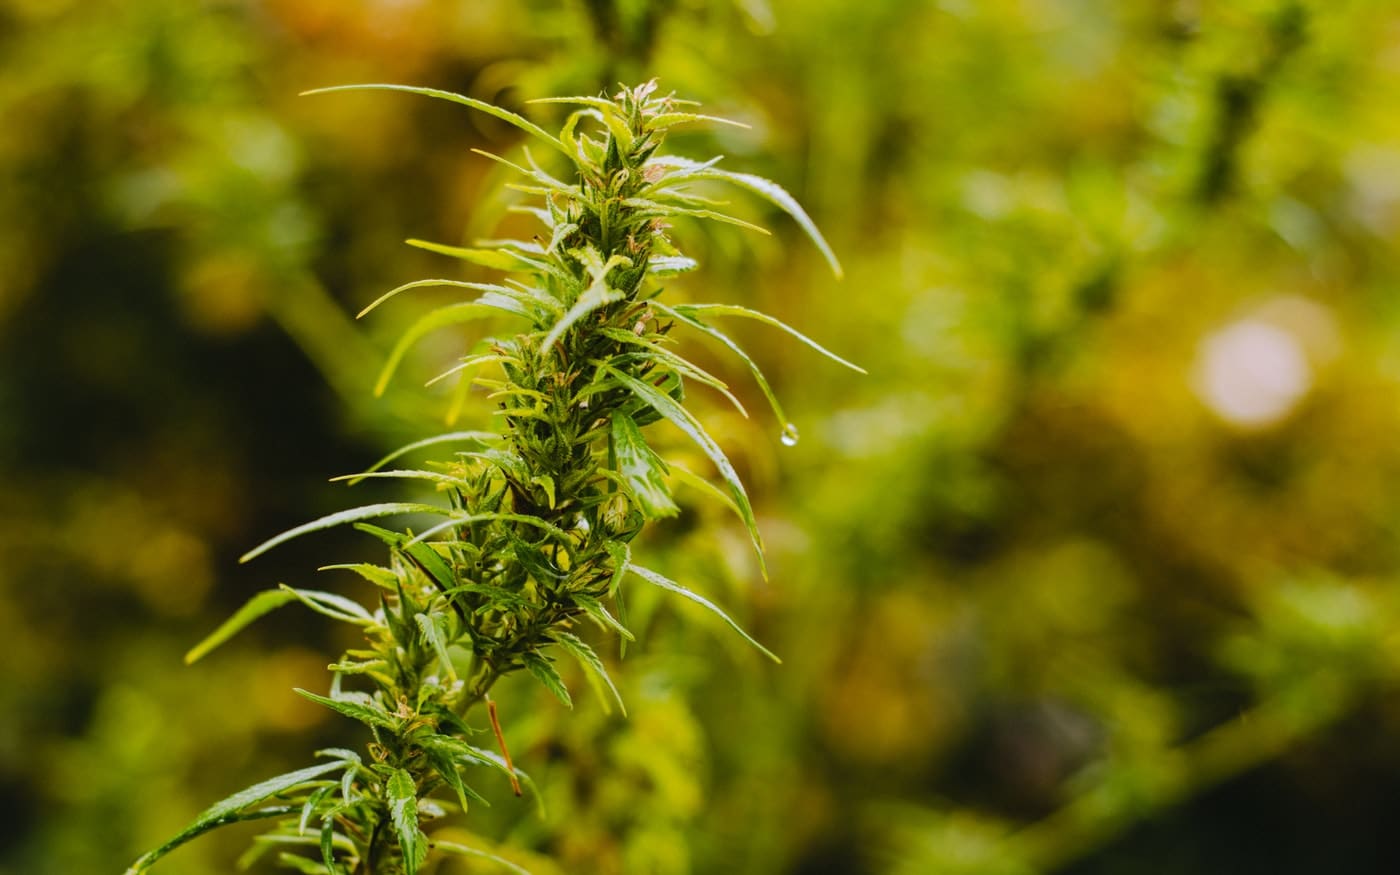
611 411 679 519
605 367 766 575
240 503 445 563
647 112 751 131
648 157 843 277
405 512 572 547
549 631 626 715
671 302 866 373
295 689 400 731
302 84 567 156
603 329 749 418
415 612 458 681
386 768 426 875
320 816 339 873
318 563 400 591
299 785 335 836
350 431 496 483
570 592 634 641
622 197 772 235
184 589 297 664
654 301 789 428
404 239 526 271
627 563 780 663
357 278 520 319
422 740 489 812
125 760 351 873
522 651 573 708
433 841 534 875
376 300 523 396
647 255 699 276
540 278 625 353
278 585 374 626
330 469 465 487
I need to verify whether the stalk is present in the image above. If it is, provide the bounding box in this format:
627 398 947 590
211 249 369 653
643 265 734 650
128 81 856 875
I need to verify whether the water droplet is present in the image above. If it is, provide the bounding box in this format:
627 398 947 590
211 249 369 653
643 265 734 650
779 423 800 447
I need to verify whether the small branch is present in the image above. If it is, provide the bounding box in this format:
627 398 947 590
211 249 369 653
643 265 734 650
486 695 524 796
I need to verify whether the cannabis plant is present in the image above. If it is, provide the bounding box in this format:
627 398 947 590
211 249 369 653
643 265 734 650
128 80 856 875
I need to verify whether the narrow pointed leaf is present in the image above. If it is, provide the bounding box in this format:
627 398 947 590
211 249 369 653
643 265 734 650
240 503 445 563
125 759 350 873
671 303 865 373
606 367 766 573
650 157 843 276
278 585 374 626
549 630 626 715
627 564 780 663
350 431 495 483
303 84 567 156
655 301 789 426
184 589 297 664
358 278 517 319
571 592 634 641
376 300 522 396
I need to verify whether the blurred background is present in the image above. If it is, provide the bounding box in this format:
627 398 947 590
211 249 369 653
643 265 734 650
6 0 1400 872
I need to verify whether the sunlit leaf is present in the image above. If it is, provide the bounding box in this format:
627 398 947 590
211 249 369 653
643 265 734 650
522 651 573 708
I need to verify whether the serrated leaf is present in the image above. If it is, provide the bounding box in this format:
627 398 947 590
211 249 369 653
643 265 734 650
603 540 631 598
240 503 445 563
125 760 350 873
295 689 400 731
184 589 297 664
522 651 573 708
303 84 567 157
386 768 426 875
318 563 400 591
611 411 679 519
571 592 634 641
549 631 626 715
627 563 780 663
648 157 843 277
671 302 865 373
421 740 489 812
605 367 765 575
415 612 458 681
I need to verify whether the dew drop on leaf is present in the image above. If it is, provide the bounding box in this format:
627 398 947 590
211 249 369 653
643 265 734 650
780 423 800 447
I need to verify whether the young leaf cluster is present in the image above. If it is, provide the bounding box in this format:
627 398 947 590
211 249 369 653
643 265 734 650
129 80 855 875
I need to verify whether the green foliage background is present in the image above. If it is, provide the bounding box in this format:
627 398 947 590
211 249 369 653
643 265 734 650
6 0 1400 872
